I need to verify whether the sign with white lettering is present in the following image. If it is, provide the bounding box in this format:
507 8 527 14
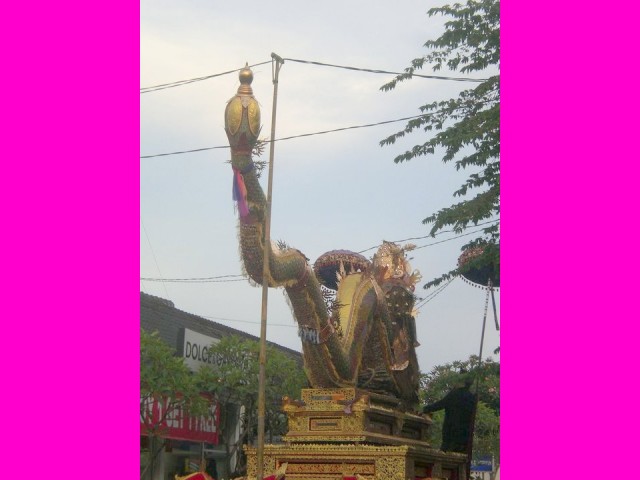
471 455 493 472
140 394 219 444
178 328 220 372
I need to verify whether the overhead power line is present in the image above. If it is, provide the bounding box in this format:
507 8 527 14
141 220 170 299
140 113 424 158
412 227 492 251
140 145 230 159
357 219 500 254
140 95 498 159
140 276 247 283
283 57 488 82
414 277 456 309
140 222 499 283
144 275 456 330
200 314 296 328
140 61 272 93
140 56 489 94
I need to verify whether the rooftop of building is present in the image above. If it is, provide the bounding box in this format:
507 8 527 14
140 291 302 363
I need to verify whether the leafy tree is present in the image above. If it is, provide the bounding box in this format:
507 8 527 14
196 335 308 476
421 355 499 415
381 0 500 288
420 356 500 465
140 329 209 480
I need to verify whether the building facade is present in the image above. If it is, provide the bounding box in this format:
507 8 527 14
140 292 302 480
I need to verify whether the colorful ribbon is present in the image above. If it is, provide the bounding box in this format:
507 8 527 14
232 167 249 218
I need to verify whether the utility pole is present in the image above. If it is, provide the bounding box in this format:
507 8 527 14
256 52 284 480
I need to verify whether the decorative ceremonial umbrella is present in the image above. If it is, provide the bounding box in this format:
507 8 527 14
457 245 499 289
313 250 371 290
456 244 500 333
457 244 500 478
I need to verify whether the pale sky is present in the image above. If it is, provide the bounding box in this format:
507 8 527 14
140 0 500 372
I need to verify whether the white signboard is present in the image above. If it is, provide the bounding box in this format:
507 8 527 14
178 328 220 372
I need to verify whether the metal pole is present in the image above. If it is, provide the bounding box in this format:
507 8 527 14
490 283 499 331
477 278 491 365
467 278 492 480
256 52 284 480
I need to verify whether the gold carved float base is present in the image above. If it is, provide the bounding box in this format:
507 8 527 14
282 388 431 447
245 389 468 480
245 443 467 480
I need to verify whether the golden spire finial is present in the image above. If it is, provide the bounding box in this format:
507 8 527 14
224 63 261 153
237 63 254 95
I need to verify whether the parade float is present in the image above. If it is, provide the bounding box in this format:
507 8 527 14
223 64 468 480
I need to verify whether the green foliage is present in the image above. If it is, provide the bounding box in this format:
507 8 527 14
196 335 307 474
197 335 307 430
421 355 499 414
140 329 209 479
381 0 500 288
140 329 208 433
473 402 500 464
420 355 500 464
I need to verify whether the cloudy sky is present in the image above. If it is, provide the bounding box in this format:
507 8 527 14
140 0 500 371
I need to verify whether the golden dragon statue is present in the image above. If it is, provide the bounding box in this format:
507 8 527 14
224 66 423 410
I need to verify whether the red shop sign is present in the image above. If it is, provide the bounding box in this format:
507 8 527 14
140 394 219 444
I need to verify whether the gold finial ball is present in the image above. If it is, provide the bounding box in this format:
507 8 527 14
225 62 260 144
239 64 253 85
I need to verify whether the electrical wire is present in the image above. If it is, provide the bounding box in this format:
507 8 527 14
199 314 296 328
357 226 498 255
140 274 246 282
141 277 247 284
283 57 488 82
140 61 272 93
140 145 230 159
414 277 456 309
140 96 498 159
140 57 490 94
140 57 499 322
412 228 492 251
140 113 424 158
141 220 170 299
141 274 457 330
140 223 499 283
356 219 499 254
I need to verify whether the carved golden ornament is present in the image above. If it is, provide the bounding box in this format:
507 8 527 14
239 65 252 81
343 413 363 432
263 457 276 477
245 444 462 480
224 65 261 147
288 416 307 431
302 388 357 410
285 462 375 475
248 99 260 136
372 241 421 288
282 434 366 443
309 417 343 431
376 455 405 480
245 453 256 474
337 273 364 345
225 97 243 135
237 64 254 95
